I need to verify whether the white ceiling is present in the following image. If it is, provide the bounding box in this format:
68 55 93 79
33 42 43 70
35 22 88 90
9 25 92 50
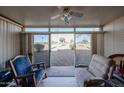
0 6 124 27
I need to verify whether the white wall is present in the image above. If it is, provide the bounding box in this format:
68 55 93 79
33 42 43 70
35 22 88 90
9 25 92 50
103 16 124 57
0 18 22 70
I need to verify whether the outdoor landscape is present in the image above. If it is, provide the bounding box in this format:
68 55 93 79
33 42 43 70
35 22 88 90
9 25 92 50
33 34 91 66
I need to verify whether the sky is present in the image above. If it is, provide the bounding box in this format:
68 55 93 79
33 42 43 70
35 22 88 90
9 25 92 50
34 34 91 43
34 35 48 43
26 28 99 32
31 28 96 43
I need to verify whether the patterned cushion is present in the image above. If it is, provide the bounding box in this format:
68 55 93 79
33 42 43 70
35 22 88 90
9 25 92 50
75 54 112 87
13 56 32 76
88 54 111 78
75 68 94 87
27 69 43 85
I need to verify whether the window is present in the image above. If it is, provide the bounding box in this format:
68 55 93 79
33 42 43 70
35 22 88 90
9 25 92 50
76 27 100 32
25 28 49 32
75 34 92 66
50 28 74 32
25 27 100 33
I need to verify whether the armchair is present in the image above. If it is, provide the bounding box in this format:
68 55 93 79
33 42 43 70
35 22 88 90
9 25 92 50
76 54 114 87
108 54 124 82
9 55 47 87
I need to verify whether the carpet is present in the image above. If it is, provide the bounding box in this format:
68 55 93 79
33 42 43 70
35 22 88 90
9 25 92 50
46 66 75 77
39 77 78 87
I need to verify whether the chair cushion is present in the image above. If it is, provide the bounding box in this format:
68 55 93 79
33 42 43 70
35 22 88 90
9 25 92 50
13 56 32 76
75 68 94 87
27 69 43 86
88 55 111 78
34 69 43 81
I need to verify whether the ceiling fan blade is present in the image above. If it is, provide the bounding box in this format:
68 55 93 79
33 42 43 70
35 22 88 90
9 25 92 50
69 11 83 17
68 16 72 20
50 14 61 20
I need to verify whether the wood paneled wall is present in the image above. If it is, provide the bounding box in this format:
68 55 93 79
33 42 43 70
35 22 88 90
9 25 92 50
103 16 124 57
0 18 22 70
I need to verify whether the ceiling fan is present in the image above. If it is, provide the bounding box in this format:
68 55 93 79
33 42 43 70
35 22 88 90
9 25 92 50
50 7 83 24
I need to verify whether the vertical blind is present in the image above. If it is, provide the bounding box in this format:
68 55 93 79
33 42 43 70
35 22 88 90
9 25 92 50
0 18 22 70
103 16 124 57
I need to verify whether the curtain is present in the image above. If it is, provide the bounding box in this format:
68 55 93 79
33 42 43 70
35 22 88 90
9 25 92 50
0 18 22 70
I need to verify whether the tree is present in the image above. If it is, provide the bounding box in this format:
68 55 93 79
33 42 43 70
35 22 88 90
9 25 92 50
34 44 45 52
82 40 88 44
59 37 65 43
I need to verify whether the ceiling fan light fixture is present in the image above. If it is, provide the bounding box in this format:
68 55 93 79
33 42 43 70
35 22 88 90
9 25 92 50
50 7 83 24
61 14 71 24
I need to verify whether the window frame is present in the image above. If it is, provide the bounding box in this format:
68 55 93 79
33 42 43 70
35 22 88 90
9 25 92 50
24 27 102 34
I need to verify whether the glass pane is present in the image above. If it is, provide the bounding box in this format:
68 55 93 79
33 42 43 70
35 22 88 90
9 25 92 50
25 28 49 32
75 34 92 66
50 28 74 32
33 35 50 67
50 34 75 66
76 28 100 32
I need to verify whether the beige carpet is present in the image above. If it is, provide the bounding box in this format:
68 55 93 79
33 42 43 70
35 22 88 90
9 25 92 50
39 77 78 87
47 66 75 77
38 66 78 87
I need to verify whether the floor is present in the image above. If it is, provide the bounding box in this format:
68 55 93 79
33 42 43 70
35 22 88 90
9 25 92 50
47 66 75 77
39 66 78 87
39 77 78 87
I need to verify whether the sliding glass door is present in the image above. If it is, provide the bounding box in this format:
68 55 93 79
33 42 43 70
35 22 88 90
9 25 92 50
50 34 75 66
75 34 92 66
33 35 50 67
32 34 92 67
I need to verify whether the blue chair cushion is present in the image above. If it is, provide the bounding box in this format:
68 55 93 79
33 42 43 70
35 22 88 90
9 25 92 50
27 69 43 86
13 56 32 76
34 69 43 81
0 70 13 82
